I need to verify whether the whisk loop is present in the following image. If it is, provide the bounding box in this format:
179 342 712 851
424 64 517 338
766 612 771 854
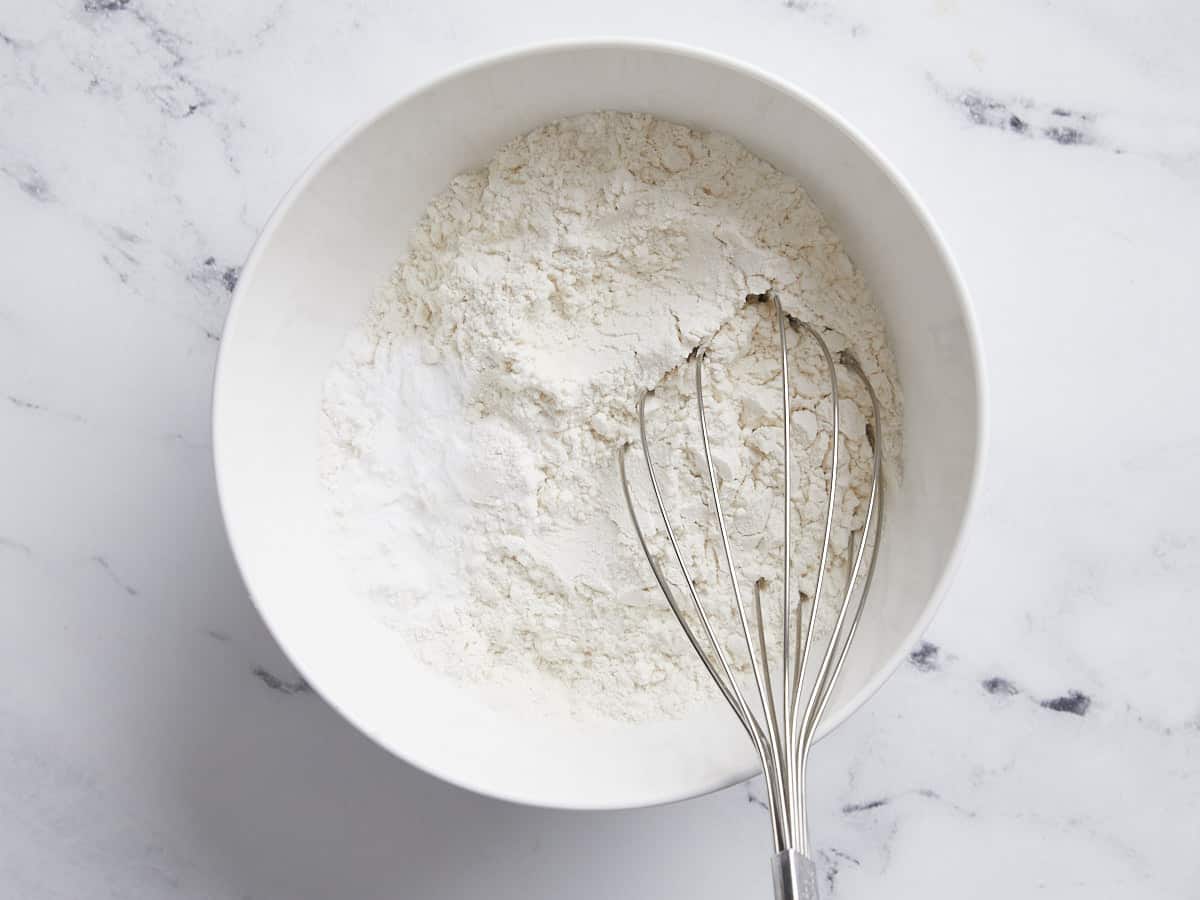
618 291 884 900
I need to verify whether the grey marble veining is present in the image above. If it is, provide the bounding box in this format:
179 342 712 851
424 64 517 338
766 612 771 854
2 1 1199 897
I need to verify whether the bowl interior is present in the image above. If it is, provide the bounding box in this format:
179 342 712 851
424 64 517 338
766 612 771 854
213 42 981 809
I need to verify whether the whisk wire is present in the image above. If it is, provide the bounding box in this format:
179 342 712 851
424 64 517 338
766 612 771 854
785 320 840 846
805 357 885 741
695 349 789 844
774 294 796 844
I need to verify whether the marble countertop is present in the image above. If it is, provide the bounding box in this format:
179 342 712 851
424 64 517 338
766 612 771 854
3 1 1198 897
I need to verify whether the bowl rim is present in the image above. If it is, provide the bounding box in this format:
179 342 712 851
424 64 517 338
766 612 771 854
212 36 989 811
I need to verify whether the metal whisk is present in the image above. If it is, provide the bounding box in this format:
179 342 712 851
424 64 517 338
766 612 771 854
618 291 884 900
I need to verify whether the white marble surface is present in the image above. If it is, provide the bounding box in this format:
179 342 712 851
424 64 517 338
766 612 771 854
2 1 1199 897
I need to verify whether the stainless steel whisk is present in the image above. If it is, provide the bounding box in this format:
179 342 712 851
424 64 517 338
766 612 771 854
618 291 884 900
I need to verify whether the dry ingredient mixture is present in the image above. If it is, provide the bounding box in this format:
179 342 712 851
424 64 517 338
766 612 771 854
319 111 902 723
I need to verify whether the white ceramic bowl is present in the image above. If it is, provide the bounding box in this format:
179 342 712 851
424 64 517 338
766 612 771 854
213 40 985 810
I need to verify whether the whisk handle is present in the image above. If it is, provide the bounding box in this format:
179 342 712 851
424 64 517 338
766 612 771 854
771 850 819 900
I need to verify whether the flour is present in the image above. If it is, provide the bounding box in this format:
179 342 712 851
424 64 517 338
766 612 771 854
320 111 902 723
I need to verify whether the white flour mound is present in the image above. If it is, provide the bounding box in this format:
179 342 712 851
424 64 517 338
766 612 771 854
320 111 902 723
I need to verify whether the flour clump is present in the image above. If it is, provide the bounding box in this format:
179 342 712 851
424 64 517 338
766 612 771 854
320 111 902 723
